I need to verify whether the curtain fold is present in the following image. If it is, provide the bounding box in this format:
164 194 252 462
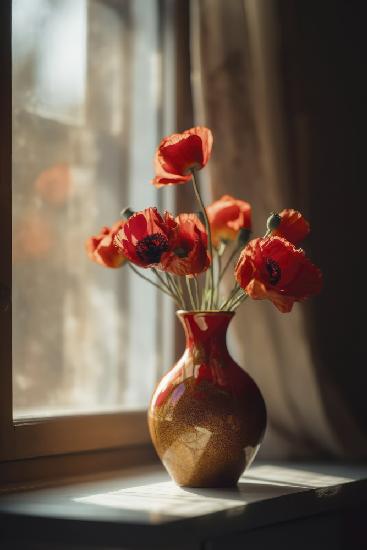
190 0 367 458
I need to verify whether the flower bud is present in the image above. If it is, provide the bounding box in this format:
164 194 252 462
217 241 226 256
238 228 251 245
266 212 281 231
120 207 135 219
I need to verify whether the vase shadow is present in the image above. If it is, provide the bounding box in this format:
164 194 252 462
180 479 305 503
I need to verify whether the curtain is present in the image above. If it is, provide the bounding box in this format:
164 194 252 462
190 0 367 458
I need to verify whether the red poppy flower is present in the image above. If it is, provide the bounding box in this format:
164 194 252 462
207 195 252 247
272 209 310 245
162 214 210 276
152 127 213 187
115 207 176 268
13 215 54 262
34 163 72 205
86 220 127 268
235 236 322 313
35 163 71 205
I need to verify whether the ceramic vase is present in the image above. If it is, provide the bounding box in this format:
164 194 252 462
148 310 267 488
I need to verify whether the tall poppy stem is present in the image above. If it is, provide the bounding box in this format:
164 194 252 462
166 274 177 303
185 276 196 310
230 292 248 311
218 244 240 284
193 276 200 310
220 283 241 311
175 276 188 310
128 263 179 304
165 273 185 309
215 252 222 308
153 269 181 305
191 170 214 310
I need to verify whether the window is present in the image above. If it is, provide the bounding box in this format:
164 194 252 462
0 0 177 466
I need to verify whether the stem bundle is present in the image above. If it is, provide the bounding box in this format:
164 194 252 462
127 171 250 312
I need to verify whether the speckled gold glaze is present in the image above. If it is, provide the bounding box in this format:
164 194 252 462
148 311 267 488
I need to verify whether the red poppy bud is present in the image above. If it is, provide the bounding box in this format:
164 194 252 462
272 209 310 245
207 195 252 248
86 220 127 269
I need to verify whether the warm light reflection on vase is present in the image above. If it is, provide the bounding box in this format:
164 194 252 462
148 311 267 488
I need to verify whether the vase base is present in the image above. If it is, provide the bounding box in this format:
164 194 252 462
178 481 239 489
149 311 267 491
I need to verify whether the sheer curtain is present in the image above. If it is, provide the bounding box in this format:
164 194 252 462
190 0 367 458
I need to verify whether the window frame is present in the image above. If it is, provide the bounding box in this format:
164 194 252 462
0 0 179 476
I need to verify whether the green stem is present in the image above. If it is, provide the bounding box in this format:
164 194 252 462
220 283 242 311
218 245 240 284
214 252 222 309
185 276 196 310
164 272 174 293
167 273 187 310
203 270 210 309
165 273 184 309
153 268 177 296
176 276 188 310
128 263 178 303
201 277 207 310
229 288 247 307
227 287 246 309
230 292 248 311
155 269 185 308
193 276 200 310
191 170 214 310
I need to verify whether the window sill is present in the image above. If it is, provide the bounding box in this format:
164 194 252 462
0 461 366 549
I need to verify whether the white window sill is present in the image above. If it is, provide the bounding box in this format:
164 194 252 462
0 462 366 549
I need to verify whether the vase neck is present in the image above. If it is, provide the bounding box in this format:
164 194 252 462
177 311 234 352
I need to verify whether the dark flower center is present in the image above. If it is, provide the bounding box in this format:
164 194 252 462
265 258 281 285
136 233 169 264
173 247 188 258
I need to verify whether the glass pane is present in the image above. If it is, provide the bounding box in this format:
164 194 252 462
12 0 165 418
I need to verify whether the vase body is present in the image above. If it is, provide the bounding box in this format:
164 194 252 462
148 311 267 488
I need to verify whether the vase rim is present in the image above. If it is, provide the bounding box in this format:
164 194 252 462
176 309 235 317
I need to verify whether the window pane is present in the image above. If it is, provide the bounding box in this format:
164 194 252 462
12 0 165 418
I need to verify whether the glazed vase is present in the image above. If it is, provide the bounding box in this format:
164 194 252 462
148 310 267 488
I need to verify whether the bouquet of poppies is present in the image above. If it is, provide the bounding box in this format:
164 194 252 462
86 127 322 313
